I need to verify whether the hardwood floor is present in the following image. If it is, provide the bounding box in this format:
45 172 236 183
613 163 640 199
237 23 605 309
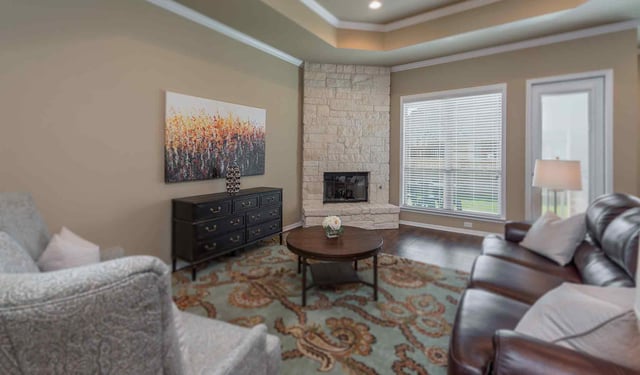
375 224 483 272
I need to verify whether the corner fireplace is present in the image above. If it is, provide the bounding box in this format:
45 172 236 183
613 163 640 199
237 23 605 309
323 172 368 203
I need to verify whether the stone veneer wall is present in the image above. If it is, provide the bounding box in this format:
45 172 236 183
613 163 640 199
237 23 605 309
302 62 399 229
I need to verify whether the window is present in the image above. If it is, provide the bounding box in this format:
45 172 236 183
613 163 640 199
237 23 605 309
401 84 505 219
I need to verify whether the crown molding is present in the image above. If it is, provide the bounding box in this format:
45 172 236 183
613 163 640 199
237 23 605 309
301 0 501 32
392 20 639 72
146 0 303 66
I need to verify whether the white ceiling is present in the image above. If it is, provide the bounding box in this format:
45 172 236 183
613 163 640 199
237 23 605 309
162 0 640 67
315 0 464 24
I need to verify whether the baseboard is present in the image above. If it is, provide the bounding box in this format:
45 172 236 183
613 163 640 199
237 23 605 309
283 221 303 232
399 220 499 237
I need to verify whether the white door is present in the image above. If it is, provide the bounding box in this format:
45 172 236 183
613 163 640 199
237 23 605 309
526 71 611 219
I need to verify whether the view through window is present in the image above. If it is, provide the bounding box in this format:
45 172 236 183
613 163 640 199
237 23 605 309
401 85 505 218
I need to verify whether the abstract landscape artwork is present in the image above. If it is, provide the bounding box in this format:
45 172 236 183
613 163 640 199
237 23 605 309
165 91 266 183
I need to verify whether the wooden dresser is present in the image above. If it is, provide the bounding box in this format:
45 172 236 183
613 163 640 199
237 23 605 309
172 187 283 280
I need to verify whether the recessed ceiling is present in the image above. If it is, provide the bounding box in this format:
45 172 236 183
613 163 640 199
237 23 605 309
315 0 464 24
163 0 640 67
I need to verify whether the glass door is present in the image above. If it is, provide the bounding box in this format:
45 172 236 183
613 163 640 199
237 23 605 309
527 72 610 219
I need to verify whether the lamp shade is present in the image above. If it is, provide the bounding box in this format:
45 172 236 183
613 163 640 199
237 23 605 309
532 159 582 191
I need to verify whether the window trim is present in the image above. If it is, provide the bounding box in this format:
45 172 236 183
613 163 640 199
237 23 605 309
400 83 507 220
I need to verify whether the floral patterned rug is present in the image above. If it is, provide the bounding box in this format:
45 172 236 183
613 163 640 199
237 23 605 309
172 244 468 374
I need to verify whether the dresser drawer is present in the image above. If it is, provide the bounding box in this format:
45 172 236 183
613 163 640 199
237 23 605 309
195 230 245 258
246 219 282 242
246 206 281 226
233 195 258 212
194 200 232 221
194 215 244 240
260 191 281 207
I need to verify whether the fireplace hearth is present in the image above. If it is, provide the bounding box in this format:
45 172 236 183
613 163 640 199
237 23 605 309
323 172 368 203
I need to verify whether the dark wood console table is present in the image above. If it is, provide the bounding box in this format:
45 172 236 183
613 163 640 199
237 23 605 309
172 187 283 280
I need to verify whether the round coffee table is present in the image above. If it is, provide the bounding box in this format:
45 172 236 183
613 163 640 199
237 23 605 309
286 226 383 306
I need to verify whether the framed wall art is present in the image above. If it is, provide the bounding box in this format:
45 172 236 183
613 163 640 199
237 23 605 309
164 91 266 183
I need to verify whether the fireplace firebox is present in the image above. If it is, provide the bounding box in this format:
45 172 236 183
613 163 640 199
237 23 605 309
323 172 368 203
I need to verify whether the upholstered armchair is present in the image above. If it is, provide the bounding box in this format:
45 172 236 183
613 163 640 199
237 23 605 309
0 192 281 374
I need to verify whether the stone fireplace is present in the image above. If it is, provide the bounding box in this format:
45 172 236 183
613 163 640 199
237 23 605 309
302 63 399 229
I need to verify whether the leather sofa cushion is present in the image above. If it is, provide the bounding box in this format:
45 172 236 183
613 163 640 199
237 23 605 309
469 256 578 304
599 207 640 279
573 242 634 287
481 236 582 280
585 193 640 248
448 289 530 375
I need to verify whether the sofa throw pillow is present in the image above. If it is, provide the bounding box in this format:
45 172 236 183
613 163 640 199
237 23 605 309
515 283 640 371
519 211 586 265
0 231 40 273
37 229 100 272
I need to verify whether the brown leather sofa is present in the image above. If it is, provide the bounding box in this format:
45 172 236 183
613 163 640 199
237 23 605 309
448 193 640 375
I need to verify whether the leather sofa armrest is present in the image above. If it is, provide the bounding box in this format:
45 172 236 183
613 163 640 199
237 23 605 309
491 330 636 375
504 221 531 243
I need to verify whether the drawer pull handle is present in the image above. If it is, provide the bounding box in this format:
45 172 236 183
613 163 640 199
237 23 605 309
204 243 217 251
209 206 222 214
270 212 277 216
230 235 241 243
267 197 274 202
241 201 252 207
230 219 241 225
251 215 261 220
204 225 217 233
252 229 262 235
270 225 278 230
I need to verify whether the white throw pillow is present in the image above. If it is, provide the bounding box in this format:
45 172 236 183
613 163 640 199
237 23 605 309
515 283 640 370
60 226 98 249
519 211 586 265
37 229 100 272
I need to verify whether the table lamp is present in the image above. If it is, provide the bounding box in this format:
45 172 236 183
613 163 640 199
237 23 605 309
532 159 582 214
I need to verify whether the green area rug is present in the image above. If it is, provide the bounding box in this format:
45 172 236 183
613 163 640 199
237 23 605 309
172 244 468 374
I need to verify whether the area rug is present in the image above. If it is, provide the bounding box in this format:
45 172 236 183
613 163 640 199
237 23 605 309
172 244 468 375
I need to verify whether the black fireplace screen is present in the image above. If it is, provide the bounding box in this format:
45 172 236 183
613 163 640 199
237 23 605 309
323 172 368 203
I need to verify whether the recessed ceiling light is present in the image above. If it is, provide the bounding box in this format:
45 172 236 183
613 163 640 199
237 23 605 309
369 1 382 10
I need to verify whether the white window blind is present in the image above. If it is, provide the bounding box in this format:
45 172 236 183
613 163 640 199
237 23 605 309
401 85 505 218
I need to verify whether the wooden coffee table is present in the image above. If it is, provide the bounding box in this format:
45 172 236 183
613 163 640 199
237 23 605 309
286 226 383 306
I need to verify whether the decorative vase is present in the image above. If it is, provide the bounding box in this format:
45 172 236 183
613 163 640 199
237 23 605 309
225 163 241 195
324 226 343 238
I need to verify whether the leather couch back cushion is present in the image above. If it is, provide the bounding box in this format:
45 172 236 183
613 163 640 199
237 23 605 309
599 208 640 279
585 193 640 248
573 242 634 287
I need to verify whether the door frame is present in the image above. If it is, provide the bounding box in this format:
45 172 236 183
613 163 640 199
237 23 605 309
524 69 613 220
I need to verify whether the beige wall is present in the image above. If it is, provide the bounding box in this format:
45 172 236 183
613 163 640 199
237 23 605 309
391 30 639 233
0 0 301 263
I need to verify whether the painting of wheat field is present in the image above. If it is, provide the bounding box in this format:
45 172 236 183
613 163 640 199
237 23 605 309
165 91 266 183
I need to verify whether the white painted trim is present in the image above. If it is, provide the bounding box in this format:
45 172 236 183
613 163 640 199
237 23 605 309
524 69 614 220
300 0 340 27
301 0 500 32
399 220 499 237
145 0 303 66
282 221 303 232
392 20 639 72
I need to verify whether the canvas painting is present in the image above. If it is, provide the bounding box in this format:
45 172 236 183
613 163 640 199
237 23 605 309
164 91 266 183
